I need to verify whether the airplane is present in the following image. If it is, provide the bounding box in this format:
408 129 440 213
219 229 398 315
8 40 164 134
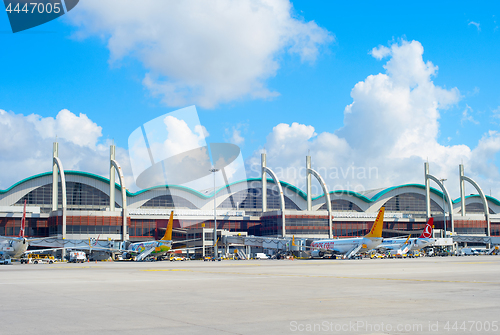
0 200 56 259
375 218 436 253
374 234 413 256
119 211 174 261
308 207 385 259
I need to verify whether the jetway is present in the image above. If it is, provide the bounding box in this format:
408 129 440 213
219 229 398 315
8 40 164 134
453 235 500 246
222 235 301 251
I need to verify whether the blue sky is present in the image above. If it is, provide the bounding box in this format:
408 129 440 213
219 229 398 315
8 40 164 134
0 0 499 198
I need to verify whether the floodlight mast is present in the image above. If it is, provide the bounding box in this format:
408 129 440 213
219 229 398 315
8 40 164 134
210 168 219 258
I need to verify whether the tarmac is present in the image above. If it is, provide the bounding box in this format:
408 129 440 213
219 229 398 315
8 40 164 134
1 255 499 335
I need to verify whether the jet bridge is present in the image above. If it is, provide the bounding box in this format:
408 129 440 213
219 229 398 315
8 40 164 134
453 235 500 247
222 235 305 252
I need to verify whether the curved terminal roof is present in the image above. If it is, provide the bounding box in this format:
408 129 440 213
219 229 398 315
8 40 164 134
1 171 499 206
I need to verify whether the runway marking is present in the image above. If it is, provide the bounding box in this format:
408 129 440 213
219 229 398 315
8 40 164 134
140 269 497 284
143 269 190 272
455 261 497 264
47 266 99 269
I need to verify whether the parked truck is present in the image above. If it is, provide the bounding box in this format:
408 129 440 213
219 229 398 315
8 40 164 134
69 251 87 263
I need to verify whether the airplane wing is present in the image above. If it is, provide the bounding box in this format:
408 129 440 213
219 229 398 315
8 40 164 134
0 236 21 242
374 243 402 252
169 246 206 252
23 248 66 254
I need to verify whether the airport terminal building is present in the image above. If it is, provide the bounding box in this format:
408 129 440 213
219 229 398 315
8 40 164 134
1 144 499 242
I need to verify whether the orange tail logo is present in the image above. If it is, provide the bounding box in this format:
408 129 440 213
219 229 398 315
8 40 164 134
365 207 384 238
19 199 26 238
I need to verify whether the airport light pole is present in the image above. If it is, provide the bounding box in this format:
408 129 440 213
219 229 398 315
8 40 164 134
440 178 447 238
210 168 219 258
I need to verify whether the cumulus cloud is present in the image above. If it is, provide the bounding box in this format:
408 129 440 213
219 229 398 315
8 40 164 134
26 109 102 148
370 45 390 60
67 0 333 108
248 40 500 198
0 109 134 191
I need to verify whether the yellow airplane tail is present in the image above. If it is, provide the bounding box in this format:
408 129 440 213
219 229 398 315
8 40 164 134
161 211 174 241
292 235 296 246
365 207 385 238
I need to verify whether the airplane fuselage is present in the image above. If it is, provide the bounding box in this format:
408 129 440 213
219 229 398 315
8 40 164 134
378 237 435 252
128 240 172 257
311 237 383 254
0 238 29 258
410 238 435 250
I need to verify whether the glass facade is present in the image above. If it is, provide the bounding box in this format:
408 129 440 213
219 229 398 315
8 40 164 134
459 203 494 214
383 193 443 217
218 188 299 210
129 219 156 237
453 219 488 235
0 218 49 237
140 194 197 209
491 223 500 236
318 199 363 211
47 216 125 236
15 182 120 212
261 215 375 237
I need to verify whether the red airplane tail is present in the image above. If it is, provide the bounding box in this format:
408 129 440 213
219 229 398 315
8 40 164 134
419 218 434 238
19 199 26 238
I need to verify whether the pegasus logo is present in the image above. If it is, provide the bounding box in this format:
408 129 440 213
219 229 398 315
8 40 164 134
312 241 334 249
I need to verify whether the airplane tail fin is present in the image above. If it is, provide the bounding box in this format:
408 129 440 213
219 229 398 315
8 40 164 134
161 211 174 241
419 218 434 238
365 207 384 238
292 235 296 246
19 199 26 238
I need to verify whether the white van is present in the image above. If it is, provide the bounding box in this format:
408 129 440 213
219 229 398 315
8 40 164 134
254 253 269 259
461 248 479 256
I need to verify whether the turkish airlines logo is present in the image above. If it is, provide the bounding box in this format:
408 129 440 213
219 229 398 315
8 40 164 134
422 224 432 238
3 0 79 33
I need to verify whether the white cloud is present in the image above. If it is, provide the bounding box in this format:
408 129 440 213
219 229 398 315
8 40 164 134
468 21 481 32
0 109 134 191
231 129 244 145
67 0 333 108
225 123 248 146
248 39 500 198
492 106 500 119
461 104 479 125
159 115 208 158
370 45 390 60
26 109 102 148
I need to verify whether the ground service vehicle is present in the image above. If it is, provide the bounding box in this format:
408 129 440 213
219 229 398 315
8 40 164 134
21 254 55 264
1 255 12 265
254 253 269 259
69 251 87 263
